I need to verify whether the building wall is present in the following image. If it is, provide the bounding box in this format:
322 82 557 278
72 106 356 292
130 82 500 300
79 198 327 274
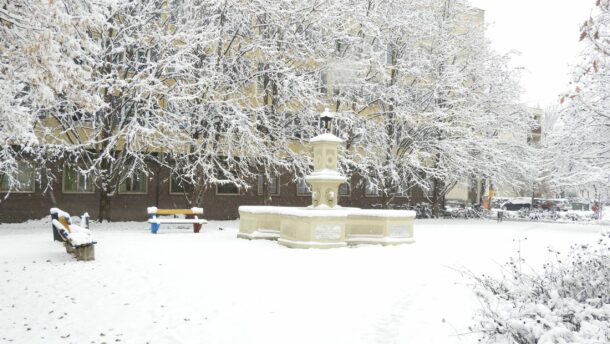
445 182 469 201
0 166 426 223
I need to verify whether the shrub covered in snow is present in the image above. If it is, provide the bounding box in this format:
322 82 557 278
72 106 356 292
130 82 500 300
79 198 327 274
468 232 610 343
494 209 601 224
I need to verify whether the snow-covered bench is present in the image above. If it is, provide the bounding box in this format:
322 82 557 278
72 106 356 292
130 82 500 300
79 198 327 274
147 207 207 234
50 208 97 261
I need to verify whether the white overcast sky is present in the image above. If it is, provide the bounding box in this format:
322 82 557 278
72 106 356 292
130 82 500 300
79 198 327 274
469 0 595 107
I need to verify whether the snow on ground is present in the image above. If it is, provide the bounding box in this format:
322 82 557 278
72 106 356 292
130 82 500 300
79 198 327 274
0 218 605 344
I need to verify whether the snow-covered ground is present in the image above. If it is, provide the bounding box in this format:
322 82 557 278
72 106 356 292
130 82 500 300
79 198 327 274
0 219 605 344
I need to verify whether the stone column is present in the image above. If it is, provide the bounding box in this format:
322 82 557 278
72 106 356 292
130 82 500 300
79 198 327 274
305 134 346 208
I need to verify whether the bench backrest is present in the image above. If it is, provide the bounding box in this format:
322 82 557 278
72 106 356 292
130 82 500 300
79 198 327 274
52 219 71 242
50 208 73 232
147 207 204 216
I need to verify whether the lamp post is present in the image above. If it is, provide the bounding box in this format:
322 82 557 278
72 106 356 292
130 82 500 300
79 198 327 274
320 108 334 133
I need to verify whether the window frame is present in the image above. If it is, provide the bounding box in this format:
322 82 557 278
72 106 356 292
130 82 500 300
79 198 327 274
424 185 434 200
62 163 95 194
364 182 380 197
118 172 148 195
296 179 312 196
318 70 328 96
169 174 193 195
0 161 35 194
257 175 264 195
215 181 240 196
394 185 410 198
269 174 279 196
257 174 280 196
257 62 267 89
339 182 351 197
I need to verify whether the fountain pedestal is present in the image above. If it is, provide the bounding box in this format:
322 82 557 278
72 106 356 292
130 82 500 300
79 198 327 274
306 133 346 208
277 133 348 248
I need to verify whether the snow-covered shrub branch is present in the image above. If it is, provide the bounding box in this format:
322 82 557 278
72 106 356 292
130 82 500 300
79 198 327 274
467 232 610 343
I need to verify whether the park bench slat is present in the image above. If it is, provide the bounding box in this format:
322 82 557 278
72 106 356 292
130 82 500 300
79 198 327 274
148 219 208 224
154 209 202 215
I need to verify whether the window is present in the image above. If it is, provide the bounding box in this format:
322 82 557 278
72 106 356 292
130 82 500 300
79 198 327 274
318 71 328 95
257 13 269 36
290 115 318 139
394 185 410 198
362 87 377 104
136 50 148 72
335 39 344 54
269 176 279 195
424 185 434 199
216 181 239 195
169 174 193 194
257 174 279 196
257 175 264 195
333 82 341 96
111 43 123 64
284 112 299 139
295 23 315 45
71 111 95 123
386 44 394 64
338 183 351 197
364 182 380 197
296 179 311 196
257 63 266 89
0 161 35 193
119 172 148 194
63 164 94 193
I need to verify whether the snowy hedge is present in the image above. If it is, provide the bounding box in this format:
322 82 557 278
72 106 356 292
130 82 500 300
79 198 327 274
468 232 610 344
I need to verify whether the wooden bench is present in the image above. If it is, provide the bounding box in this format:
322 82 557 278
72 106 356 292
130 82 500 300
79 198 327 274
50 208 97 261
147 207 208 234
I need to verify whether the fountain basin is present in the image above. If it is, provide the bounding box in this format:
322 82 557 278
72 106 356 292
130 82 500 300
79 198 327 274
238 206 415 249
345 210 416 246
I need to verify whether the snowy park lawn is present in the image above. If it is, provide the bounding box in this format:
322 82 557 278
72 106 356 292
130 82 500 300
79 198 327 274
0 219 605 344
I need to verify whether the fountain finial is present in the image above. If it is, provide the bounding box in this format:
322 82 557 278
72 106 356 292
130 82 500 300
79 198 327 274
320 108 335 133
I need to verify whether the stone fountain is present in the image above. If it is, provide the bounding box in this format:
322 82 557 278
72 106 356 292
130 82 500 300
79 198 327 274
238 110 415 249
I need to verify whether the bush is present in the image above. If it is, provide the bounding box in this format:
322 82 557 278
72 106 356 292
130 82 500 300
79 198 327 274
467 232 610 343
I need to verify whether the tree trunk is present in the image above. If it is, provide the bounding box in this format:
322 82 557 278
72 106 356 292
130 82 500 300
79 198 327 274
97 153 113 222
192 175 205 209
98 190 112 222
383 193 395 209
479 179 486 205
155 167 160 207
531 190 535 210
263 177 271 206
431 178 442 218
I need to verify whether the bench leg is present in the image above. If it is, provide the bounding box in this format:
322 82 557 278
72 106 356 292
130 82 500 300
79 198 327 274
151 223 161 234
52 225 63 242
75 245 95 261
64 242 75 254
193 223 202 233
